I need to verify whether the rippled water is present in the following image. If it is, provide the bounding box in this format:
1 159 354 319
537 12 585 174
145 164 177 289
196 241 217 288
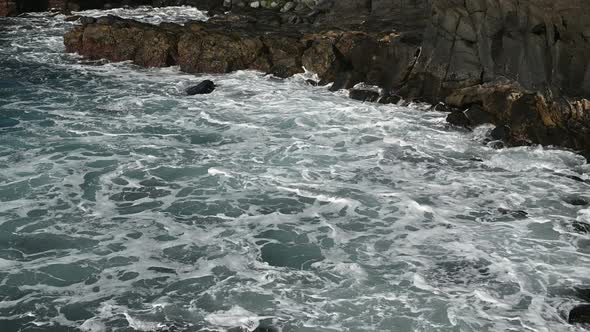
1 7 590 332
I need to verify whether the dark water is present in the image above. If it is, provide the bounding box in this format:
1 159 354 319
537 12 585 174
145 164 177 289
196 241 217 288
1 8 590 332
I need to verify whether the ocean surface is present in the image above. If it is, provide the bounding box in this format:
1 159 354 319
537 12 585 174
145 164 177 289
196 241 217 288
1 6 590 332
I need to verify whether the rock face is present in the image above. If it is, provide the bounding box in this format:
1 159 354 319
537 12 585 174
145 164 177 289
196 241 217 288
399 0 590 156
60 0 590 159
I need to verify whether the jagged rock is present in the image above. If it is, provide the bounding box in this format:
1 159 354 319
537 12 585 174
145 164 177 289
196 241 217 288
573 221 590 234
497 208 528 219
186 80 215 95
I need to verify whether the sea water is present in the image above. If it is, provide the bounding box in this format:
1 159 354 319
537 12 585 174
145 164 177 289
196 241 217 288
1 7 590 332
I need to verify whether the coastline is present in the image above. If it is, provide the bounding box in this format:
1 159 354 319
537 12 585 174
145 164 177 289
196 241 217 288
59 1 590 162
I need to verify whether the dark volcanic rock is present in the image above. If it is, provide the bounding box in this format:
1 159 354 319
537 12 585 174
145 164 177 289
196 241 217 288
186 80 215 95
497 208 528 219
569 304 590 325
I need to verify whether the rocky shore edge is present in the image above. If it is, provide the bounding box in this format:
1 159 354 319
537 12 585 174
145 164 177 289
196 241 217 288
61 1 590 162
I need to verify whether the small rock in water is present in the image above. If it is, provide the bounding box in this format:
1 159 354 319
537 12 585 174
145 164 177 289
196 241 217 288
564 197 589 206
64 15 81 22
305 79 318 86
147 266 177 274
573 221 590 234
186 80 215 95
569 304 590 325
497 208 528 219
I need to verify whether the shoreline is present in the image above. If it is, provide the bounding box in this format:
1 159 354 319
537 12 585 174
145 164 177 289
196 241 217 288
60 2 590 162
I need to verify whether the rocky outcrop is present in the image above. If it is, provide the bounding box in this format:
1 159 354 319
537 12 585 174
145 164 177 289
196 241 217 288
62 0 590 159
64 12 421 85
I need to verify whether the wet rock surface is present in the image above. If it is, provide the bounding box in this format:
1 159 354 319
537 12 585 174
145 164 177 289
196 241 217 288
61 1 590 159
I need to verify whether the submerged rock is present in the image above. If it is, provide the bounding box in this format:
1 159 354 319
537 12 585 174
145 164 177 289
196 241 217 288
186 80 216 95
564 197 589 206
497 208 528 219
147 266 177 274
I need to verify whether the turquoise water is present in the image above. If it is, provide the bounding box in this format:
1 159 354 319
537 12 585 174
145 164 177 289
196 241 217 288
1 8 590 332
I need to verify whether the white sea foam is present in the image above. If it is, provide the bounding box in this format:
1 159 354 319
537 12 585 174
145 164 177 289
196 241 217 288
74 6 208 24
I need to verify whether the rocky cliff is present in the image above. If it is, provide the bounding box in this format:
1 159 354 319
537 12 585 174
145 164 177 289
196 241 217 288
403 0 590 156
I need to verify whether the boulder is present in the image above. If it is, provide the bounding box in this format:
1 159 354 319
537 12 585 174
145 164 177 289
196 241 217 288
186 80 215 95
569 304 590 325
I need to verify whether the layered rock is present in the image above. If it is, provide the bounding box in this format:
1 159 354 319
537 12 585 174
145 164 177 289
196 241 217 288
61 0 590 158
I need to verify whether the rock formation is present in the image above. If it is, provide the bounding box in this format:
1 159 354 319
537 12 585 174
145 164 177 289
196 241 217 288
0 0 225 16
5 0 578 160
